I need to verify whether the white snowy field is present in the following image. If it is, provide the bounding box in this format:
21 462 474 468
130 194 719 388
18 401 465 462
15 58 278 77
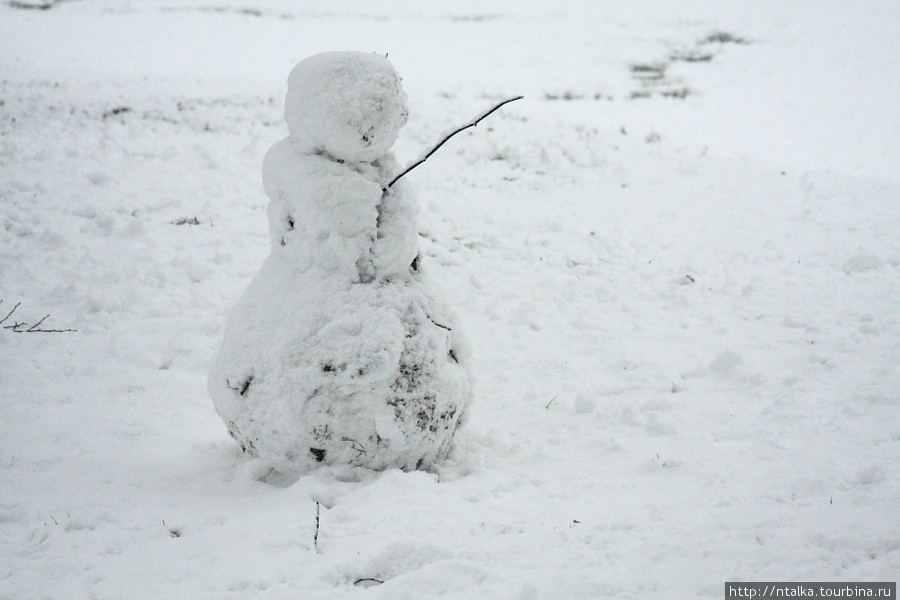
2 1 899 598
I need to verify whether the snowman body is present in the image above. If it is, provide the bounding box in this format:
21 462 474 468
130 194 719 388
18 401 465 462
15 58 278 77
209 52 470 476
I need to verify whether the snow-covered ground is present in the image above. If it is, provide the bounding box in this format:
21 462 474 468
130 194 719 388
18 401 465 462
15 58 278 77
2 2 898 598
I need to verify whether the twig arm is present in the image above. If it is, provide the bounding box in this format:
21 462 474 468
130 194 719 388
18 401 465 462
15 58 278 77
384 95 523 191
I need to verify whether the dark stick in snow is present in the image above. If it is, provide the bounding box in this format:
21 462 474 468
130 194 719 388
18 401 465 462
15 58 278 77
383 95 524 192
0 300 76 333
314 502 321 552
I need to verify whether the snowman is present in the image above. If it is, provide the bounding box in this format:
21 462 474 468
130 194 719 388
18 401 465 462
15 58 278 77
209 51 471 477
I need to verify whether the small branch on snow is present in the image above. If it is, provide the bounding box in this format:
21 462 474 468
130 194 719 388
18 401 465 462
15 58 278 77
314 501 321 552
428 315 452 332
341 437 367 458
0 301 21 326
0 300 76 333
383 95 524 192
162 519 181 538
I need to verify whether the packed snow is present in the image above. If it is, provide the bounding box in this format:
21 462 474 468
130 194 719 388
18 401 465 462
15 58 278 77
1 1 898 599
210 51 470 478
283 51 409 164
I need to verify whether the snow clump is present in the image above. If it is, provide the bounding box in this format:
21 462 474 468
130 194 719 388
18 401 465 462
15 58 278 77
208 51 471 479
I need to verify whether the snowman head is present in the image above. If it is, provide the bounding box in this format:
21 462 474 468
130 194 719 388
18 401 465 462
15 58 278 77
284 51 408 163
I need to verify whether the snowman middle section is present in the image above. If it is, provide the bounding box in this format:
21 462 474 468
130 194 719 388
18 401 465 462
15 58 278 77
209 137 470 476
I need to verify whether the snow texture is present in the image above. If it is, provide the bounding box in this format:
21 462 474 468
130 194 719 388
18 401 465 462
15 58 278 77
1 1 899 598
284 51 408 164
209 52 470 477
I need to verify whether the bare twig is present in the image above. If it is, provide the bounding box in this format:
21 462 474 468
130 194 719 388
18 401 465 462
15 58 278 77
354 578 385 586
27 315 50 332
0 301 21 327
0 300 76 333
314 501 321 552
341 437 367 458
383 95 524 192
